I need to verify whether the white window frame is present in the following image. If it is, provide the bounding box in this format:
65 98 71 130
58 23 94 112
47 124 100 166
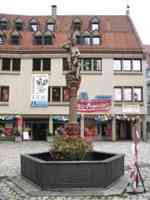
47 23 54 31
114 87 122 101
132 59 141 71
122 60 131 71
113 59 122 71
123 87 132 101
133 87 142 101
92 23 99 31
92 37 100 45
84 37 91 45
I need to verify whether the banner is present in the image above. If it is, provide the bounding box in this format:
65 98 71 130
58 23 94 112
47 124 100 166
77 97 112 113
31 74 48 107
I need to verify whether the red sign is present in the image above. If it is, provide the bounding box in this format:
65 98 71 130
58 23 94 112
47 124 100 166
77 99 112 113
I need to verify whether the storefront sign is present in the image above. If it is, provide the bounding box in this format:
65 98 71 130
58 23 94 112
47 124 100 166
122 104 140 113
31 74 48 107
78 98 112 113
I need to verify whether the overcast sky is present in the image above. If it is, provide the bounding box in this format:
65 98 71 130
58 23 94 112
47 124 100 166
0 0 150 44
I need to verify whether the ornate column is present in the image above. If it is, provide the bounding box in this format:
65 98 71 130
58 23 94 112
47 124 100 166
62 34 81 137
64 72 81 136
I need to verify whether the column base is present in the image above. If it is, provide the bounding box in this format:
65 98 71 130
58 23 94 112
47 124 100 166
64 123 80 137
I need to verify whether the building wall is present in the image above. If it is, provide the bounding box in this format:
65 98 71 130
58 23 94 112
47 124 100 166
0 54 146 116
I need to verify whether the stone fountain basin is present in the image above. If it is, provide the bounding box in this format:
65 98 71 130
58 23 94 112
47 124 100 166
21 151 124 190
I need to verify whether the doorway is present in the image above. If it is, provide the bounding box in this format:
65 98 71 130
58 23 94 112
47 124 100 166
25 118 49 141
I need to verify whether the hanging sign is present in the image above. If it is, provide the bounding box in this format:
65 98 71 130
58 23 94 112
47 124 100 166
31 74 48 107
77 96 112 113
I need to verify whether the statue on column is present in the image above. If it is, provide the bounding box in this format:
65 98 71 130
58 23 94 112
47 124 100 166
62 32 81 136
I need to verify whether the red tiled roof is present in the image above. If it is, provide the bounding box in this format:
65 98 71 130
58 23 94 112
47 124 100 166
0 14 143 53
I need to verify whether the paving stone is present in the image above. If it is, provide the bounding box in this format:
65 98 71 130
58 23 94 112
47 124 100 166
0 141 150 199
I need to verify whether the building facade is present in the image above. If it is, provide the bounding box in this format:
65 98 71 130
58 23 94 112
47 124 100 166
144 45 150 139
0 6 147 141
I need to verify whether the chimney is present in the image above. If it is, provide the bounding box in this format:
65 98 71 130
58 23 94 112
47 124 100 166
126 4 130 15
51 5 57 18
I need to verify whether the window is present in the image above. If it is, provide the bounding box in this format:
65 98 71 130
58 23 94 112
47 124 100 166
0 86 9 102
32 58 41 71
92 37 100 45
32 58 51 71
114 58 142 72
15 22 23 31
114 87 122 101
0 18 8 30
146 68 150 77
11 35 20 45
12 59 21 71
2 58 11 71
48 86 51 102
113 59 122 71
47 23 54 31
80 58 102 72
0 35 4 44
133 87 142 101
92 23 99 31
34 35 42 45
83 37 91 45
123 87 132 101
2 58 21 71
132 59 141 71
76 35 81 45
63 87 70 101
83 59 91 71
123 60 131 71
52 87 61 102
48 86 70 103
30 24 38 32
43 58 51 71
63 58 69 71
73 17 81 31
114 86 143 102
93 59 102 71
73 23 81 31
44 35 52 45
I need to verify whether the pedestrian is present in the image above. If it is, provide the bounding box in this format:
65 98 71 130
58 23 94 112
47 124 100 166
55 125 64 136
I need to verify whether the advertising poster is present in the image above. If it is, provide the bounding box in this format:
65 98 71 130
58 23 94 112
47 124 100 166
31 74 48 107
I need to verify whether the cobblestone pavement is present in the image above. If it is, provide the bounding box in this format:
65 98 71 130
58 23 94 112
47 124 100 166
0 140 150 200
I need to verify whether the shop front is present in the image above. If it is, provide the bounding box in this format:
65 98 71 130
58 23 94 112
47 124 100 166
78 96 112 141
24 118 49 141
115 115 143 140
0 115 16 140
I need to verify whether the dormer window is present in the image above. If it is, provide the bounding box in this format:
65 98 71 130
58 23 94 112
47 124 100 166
0 35 4 44
73 17 81 31
0 31 5 44
34 31 42 45
11 31 20 45
29 18 38 32
31 24 38 32
72 30 81 45
46 17 55 31
44 31 52 45
84 36 91 45
92 36 100 45
83 31 91 45
92 31 101 45
92 24 99 31
91 17 99 31
15 17 23 31
47 24 54 31
0 17 8 30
